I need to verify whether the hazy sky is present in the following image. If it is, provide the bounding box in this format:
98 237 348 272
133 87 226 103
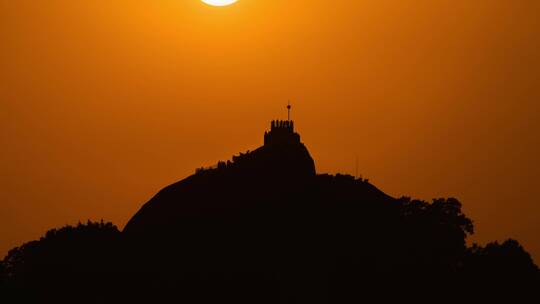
1 0 539 261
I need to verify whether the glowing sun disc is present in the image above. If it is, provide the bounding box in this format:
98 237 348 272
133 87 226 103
202 0 238 6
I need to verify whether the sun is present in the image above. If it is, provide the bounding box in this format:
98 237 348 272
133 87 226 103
201 0 238 7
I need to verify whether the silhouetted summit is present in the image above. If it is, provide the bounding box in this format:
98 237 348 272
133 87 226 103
2 119 539 303
117 119 537 303
123 119 316 236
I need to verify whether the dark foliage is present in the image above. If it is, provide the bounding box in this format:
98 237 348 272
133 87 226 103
463 239 539 281
1 221 121 303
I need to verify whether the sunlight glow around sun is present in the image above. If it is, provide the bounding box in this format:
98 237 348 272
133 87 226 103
202 0 238 7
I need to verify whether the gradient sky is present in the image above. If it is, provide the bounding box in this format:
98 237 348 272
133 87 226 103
1 0 539 262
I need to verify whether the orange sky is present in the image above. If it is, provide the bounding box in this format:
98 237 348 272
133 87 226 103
1 0 539 261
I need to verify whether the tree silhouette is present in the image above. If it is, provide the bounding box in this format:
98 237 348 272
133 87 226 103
464 239 539 279
1 220 121 303
397 197 474 270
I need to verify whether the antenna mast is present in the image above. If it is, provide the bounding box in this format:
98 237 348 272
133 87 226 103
355 155 359 180
287 101 291 121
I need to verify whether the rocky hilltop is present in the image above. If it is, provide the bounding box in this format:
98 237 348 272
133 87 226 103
2 120 538 303
123 121 319 236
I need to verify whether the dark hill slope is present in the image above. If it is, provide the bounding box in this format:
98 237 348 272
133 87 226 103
123 141 395 251
123 142 320 235
119 140 489 302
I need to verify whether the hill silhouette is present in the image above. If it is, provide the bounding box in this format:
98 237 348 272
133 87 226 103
123 125 317 236
1 120 539 303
